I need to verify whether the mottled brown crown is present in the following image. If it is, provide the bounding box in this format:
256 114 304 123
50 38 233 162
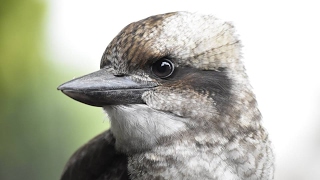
101 12 243 75
100 12 176 74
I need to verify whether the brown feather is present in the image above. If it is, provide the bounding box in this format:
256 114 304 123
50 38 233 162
61 130 129 180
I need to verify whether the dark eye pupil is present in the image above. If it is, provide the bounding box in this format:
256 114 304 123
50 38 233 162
157 61 170 73
151 59 174 78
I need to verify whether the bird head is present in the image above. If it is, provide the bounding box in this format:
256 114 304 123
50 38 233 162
58 12 261 153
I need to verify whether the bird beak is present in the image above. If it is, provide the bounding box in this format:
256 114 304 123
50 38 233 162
57 69 157 107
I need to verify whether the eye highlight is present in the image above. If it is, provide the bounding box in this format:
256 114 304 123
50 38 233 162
151 58 175 78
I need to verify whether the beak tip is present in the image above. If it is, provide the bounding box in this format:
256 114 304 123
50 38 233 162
57 83 66 91
58 80 77 91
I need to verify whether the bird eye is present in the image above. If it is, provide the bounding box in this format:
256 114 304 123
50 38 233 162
151 58 175 78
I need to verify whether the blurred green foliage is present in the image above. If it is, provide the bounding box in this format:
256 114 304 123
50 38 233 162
0 0 108 179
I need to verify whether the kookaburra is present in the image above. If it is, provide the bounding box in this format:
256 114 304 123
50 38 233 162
58 12 274 180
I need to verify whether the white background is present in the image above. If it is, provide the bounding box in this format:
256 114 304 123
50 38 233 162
46 1 320 179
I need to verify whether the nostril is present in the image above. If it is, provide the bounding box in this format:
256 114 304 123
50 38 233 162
114 73 125 77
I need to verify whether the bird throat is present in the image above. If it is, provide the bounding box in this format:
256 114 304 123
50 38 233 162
103 104 189 154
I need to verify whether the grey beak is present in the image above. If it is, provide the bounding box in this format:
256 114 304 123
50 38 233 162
58 69 157 107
